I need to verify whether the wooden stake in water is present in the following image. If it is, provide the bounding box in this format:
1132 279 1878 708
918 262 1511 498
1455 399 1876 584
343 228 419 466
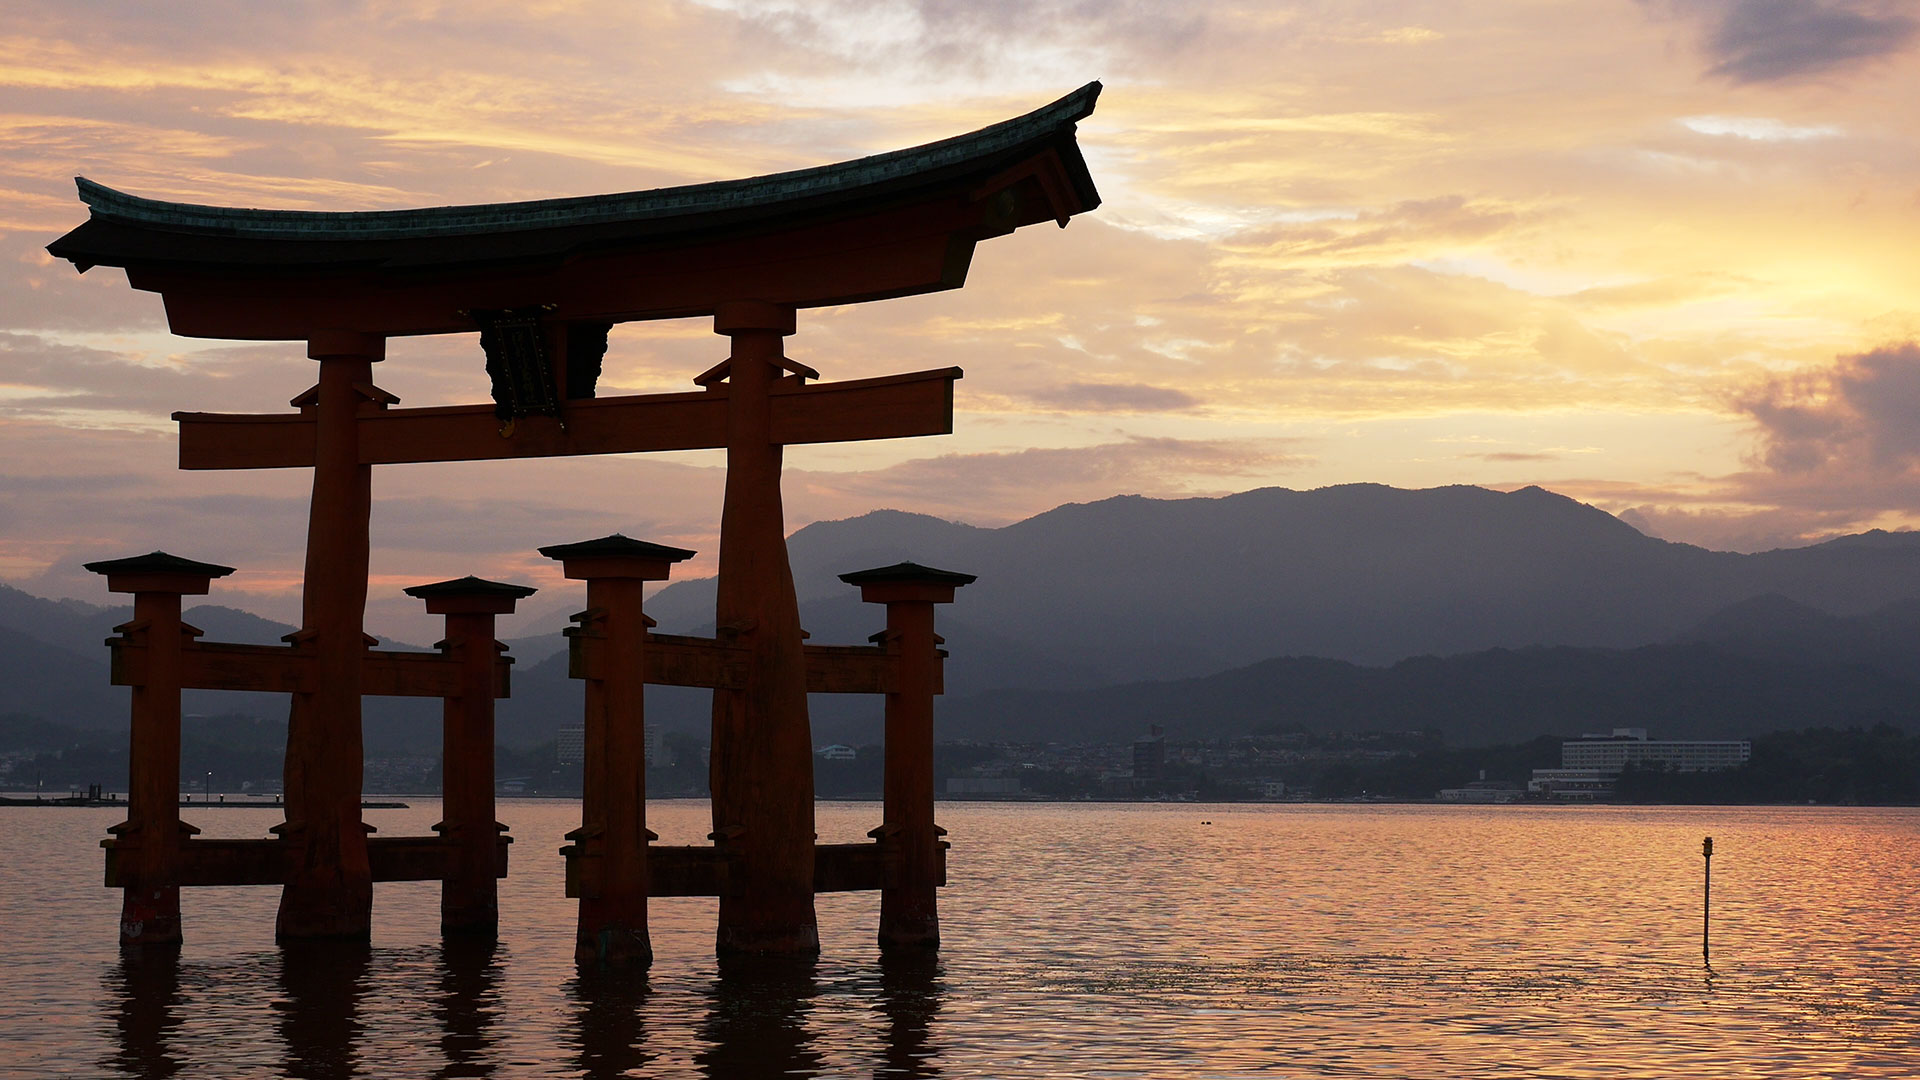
1702 836 1713 965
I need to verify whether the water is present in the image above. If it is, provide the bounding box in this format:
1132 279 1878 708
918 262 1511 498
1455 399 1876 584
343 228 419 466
3 800 1917 1077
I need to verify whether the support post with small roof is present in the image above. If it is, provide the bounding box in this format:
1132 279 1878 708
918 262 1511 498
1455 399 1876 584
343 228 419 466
85 551 234 947
843 562 976 950
404 575 538 935
546 535 693 966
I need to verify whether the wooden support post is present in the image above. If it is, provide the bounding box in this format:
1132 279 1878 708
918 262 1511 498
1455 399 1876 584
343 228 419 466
86 553 234 947
404 577 535 935
842 562 975 951
278 330 383 940
708 300 820 961
544 535 693 966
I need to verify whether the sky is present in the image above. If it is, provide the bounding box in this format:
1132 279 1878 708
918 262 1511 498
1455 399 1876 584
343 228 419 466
3 0 1919 640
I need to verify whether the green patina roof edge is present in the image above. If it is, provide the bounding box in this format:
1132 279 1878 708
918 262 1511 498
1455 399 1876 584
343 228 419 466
71 82 1101 242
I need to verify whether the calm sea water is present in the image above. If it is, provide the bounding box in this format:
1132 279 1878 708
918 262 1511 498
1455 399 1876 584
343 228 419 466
2 799 1916 1078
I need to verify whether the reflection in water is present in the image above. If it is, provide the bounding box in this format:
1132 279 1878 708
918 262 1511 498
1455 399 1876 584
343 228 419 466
434 938 502 1078
104 948 185 1078
567 969 653 1079
696 962 823 1079
24 804 1920 1078
276 941 371 1080
876 953 946 1079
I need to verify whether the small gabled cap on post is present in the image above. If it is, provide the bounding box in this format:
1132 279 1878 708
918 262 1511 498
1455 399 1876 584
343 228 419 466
403 575 537 616
839 561 976 605
538 534 696 582
84 551 236 596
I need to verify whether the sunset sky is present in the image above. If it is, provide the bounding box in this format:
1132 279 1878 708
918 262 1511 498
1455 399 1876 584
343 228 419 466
4 1 1919 640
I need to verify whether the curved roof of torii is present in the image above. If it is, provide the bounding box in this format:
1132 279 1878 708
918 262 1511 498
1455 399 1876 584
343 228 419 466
47 82 1102 283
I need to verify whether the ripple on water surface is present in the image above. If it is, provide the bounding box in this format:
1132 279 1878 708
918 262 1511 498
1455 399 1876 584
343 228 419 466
3 800 1917 1078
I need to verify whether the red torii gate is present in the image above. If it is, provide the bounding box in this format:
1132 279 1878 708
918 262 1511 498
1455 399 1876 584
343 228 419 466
50 83 1101 960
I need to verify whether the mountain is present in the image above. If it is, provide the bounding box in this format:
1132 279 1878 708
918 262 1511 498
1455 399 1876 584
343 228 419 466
646 485 1920 685
1675 593 1920 681
0 626 121 725
13 483 1920 750
938 643 1920 747
0 589 443 746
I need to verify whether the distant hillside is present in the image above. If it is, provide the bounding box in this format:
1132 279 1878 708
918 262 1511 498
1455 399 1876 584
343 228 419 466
648 485 1920 684
1675 593 1920 681
940 643 1920 747
13 483 1920 750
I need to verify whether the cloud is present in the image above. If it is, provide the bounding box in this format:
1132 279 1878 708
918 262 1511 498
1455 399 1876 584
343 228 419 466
792 436 1310 524
701 0 1205 103
1561 344 1920 552
1224 195 1525 266
1660 0 1919 83
1022 381 1200 412
1613 502 1861 552
1737 342 1920 474
1679 116 1843 140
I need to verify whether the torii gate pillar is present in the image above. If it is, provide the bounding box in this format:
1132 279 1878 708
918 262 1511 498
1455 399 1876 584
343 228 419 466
709 301 819 959
278 330 382 940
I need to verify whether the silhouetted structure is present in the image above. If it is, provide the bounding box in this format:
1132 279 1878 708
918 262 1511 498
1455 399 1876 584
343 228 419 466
51 83 1102 958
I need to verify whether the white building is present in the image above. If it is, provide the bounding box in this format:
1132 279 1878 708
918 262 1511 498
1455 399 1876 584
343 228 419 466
1529 728 1750 797
1560 728 1751 772
817 744 858 761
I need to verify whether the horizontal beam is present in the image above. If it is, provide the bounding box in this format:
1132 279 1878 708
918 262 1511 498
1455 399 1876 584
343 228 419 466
102 835 510 888
363 649 462 699
570 631 928 695
803 644 907 695
560 841 945 898
109 640 508 698
176 367 960 470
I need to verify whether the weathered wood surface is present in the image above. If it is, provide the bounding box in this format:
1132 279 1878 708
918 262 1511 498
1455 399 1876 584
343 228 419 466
176 368 960 470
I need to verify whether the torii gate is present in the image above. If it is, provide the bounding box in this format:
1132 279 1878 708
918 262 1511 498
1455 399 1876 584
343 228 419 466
50 83 1101 958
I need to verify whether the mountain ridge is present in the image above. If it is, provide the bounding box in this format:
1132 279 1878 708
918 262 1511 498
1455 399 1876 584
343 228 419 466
9 483 1920 749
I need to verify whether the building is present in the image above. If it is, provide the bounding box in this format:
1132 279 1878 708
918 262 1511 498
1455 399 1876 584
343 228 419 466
1560 728 1751 772
1131 725 1166 785
556 726 585 766
817 744 858 761
644 725 674 769
558 724 674 768
1437 779 1524 803
1529 728 1751 798
1521 769 1617 800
